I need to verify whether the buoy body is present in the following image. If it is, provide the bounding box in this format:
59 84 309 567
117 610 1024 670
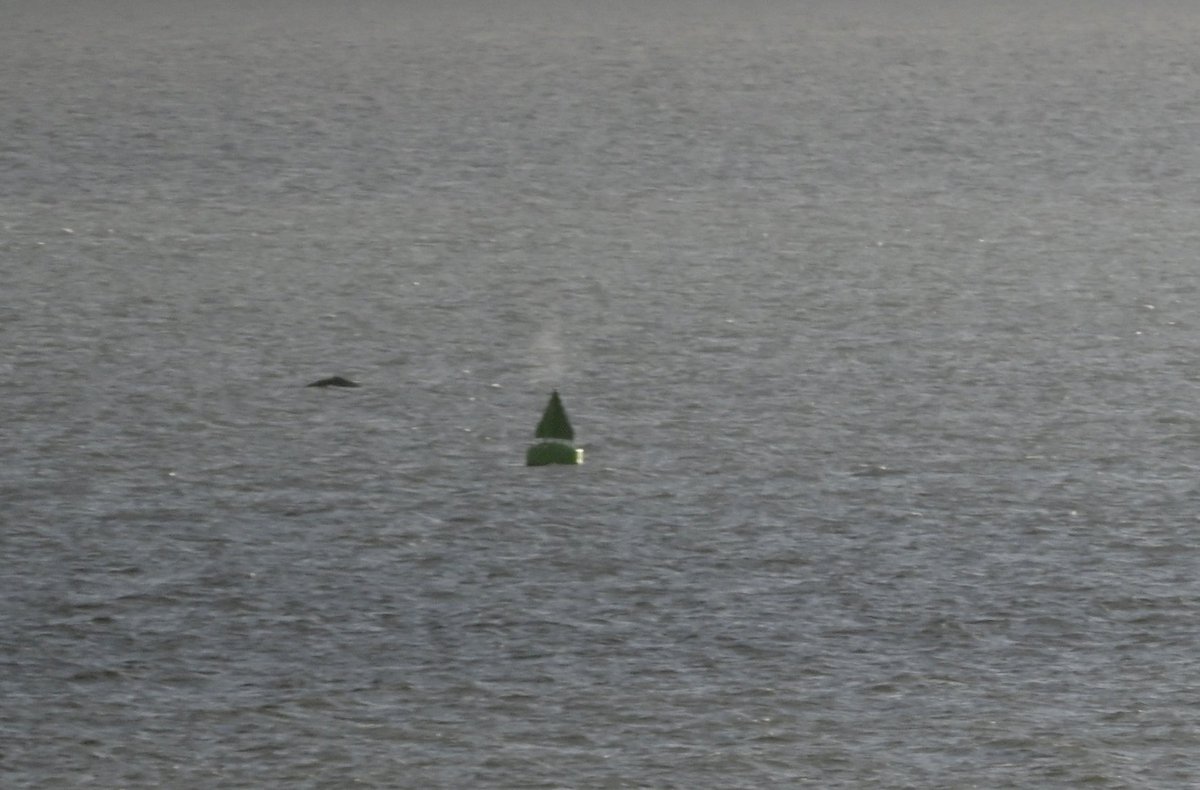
526 390 582 465
526 442 582 466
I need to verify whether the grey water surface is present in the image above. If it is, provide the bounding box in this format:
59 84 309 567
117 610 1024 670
5 1 1200 787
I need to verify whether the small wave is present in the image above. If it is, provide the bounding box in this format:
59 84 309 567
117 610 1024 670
849 464 907 478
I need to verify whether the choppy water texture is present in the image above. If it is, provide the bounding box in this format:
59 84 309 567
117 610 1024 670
5 1 1200 787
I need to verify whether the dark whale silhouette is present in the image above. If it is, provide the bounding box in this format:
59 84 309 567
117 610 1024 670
307 376 360 388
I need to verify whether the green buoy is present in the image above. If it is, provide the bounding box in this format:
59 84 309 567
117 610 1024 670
526 390 583 466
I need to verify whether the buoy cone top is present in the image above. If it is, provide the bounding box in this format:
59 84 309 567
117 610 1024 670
534 390 574 441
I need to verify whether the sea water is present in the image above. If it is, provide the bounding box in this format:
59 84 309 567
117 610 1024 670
4 1 1200 786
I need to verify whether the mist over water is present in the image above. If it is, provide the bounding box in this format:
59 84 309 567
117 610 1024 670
5 1 1200 787
530 314 567 387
